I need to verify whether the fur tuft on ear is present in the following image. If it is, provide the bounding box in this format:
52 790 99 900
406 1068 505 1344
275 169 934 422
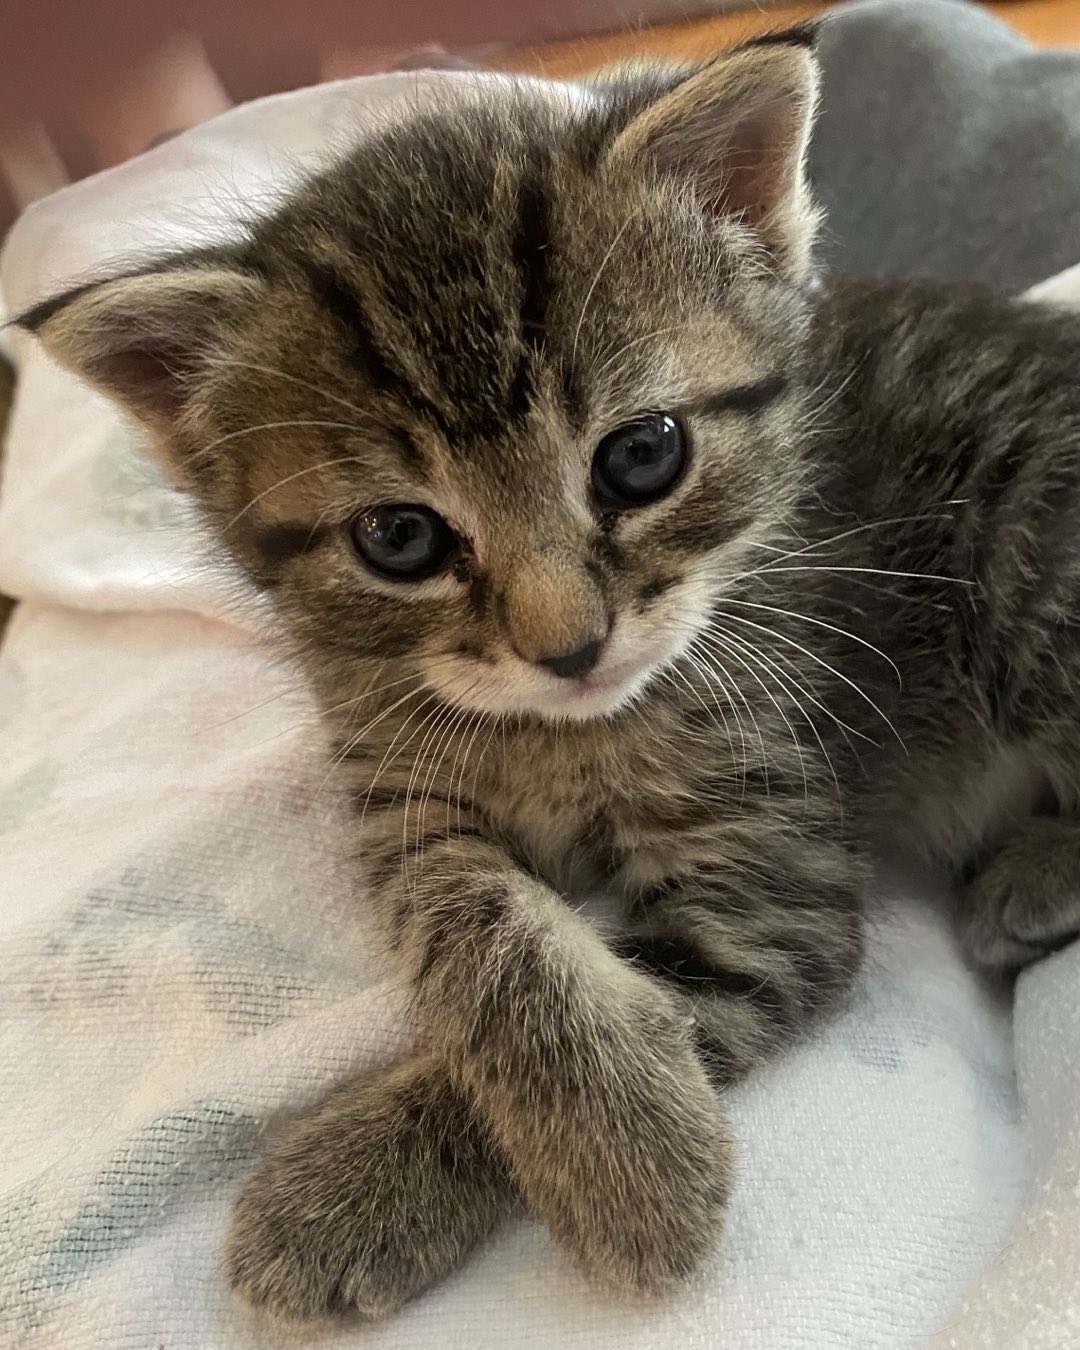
604 28 822 279
16 262 264 434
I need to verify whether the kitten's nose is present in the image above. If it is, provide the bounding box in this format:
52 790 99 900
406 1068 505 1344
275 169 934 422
537 639 604 679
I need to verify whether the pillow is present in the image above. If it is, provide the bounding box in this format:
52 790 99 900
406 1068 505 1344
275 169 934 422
810 0 1080 289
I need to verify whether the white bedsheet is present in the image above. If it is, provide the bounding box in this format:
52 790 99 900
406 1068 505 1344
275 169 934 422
0 70 1076 1350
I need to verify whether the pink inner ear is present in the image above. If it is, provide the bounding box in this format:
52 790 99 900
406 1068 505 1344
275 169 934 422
99 346 185 421
708 98 797 229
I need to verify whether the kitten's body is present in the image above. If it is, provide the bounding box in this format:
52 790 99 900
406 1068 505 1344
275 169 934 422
21 32 1080 1321
809 283 1079 872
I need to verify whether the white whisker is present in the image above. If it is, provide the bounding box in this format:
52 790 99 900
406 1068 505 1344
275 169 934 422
319 682 429 793
468 712 504 811
706 626 844 810
211 357 377 422
400 702 455 887
694 631 809 806
714 608 906 752
591 324 685 388
719 596 904 689
222 453 367 532
198 419 359 458
718 623 873 749
416 700 471 860
741 564 973 586
357 693 442 830
452 712 490 836
685 644 768 791
572 214 635 368
741 504 969 569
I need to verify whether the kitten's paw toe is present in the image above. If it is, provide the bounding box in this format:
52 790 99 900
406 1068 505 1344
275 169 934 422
226 1168 404 1322
962 827 1080 970
567 1095 734 1293
507 1004 735 1295
225 1056 516 1322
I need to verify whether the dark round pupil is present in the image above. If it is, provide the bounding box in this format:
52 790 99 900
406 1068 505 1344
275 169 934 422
616 435 665 485
593 413 684 507
386 515 423 554
354 505 454 578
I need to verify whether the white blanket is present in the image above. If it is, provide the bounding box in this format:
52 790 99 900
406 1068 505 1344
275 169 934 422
0 71 1076 1350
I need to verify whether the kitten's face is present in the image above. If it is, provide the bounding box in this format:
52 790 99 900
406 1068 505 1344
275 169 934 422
24 46 819 724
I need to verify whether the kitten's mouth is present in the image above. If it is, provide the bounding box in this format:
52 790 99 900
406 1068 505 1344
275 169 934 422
566 659 638 694
539 654 658 720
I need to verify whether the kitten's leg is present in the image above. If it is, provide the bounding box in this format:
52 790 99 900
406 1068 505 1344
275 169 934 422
960 816 1080 969
620 825 865 1081
226 1055 517 1321
381 828 734 1287
229 821 733 1319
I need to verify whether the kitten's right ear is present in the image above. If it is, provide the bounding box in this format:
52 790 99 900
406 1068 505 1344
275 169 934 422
15 263 264 439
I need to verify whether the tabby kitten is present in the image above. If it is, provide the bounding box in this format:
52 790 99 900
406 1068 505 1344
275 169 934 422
20 25 1080 1323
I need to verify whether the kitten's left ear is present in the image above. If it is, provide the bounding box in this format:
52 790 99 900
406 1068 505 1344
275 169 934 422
604 26 821 279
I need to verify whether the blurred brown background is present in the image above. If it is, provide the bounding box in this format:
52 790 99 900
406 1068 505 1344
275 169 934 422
501 0 1080 73
3 0 1079 236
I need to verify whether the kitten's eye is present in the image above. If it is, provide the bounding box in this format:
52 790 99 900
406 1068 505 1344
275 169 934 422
351 504 457 580
591 413 686 510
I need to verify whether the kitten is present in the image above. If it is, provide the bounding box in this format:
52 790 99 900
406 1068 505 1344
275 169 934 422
19 25 1080 1322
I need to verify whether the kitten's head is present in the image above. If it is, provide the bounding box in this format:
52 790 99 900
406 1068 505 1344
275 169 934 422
22 31 820 723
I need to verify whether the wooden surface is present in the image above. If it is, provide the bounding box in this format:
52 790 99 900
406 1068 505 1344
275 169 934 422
497 0 1080 77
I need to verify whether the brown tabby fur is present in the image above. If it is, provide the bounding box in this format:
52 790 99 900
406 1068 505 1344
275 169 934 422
18 25 1080 1322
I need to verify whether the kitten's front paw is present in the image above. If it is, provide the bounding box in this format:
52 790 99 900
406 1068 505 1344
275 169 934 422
483 988 735 1294
225 1056 517 1322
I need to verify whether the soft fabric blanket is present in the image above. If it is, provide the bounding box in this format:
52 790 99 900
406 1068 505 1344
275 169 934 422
2 8 1080 1346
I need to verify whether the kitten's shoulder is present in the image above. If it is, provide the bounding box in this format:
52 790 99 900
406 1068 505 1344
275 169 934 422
807 276 1080 415
810 276 1080 354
